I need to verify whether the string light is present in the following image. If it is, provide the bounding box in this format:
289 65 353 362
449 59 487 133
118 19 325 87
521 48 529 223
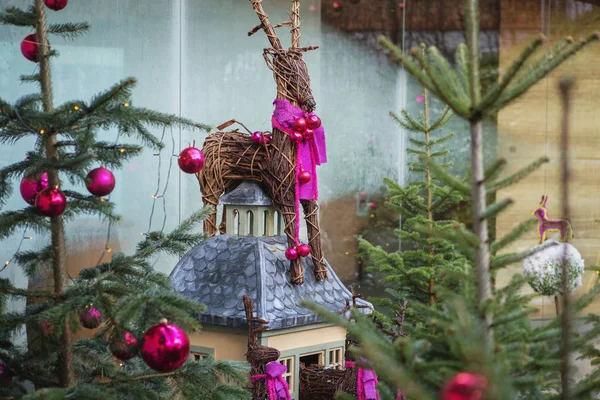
119 148 125 153
123 102 129 108
39 129 45 134
73 105 79 111
1 230 31 273
333 1 340 9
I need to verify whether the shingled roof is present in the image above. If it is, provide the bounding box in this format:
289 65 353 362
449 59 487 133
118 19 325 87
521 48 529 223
170 235 372 330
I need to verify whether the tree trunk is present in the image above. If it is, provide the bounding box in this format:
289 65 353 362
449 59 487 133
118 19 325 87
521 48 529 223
34 0 75 387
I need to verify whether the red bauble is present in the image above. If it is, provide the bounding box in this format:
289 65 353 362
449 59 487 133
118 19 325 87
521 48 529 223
20 172 49 205
293 117 307 132
35 187 66 217
259 134 271 146
303 128 314 141
178 147 204 174
141 320 190 372
285 248 298 261
307 113 322 130
86 167 115 197
41 320 54 336
291 131 303 144
297 244 311 257
43 0 68 11
298 170 311 185
442 373 487 400
0 361 12 386
21 34 40 63
251 131 262 143
110 331 139 361
79 306 102 329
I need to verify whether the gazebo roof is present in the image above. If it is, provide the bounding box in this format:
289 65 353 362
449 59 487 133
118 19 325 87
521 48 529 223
220 181 273 206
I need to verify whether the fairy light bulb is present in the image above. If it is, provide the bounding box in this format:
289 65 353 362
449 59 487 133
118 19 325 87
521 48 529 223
73 105 79 111
123 102 129 107
119 148 125 153
39 129 45 135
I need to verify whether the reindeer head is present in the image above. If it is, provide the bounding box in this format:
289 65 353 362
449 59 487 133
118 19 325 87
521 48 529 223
532 194 548 219
249 0 318 112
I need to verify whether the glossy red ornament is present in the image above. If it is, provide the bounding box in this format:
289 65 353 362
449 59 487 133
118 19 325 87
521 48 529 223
35 187 66 217
293 117 307 132
86 167 115 197
110 331 139 361
442 372 487 400
141 319 190 372
41 320 54 336
20 172 49 205
285 247 298 261
79 306 102 329
251 131 262 143
306 113 321 130
0 361 12 386
259 134 271 145
297 244 311 257
298 170 311 185
370 202 377 209
303 128 314 141
44 0 68 11
291 131 304 144
21 34 40 62
178 147 204 174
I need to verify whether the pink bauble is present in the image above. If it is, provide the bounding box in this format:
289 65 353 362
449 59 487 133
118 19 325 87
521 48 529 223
251 131 262 143
35 187 66 217
20 172 49 205
86 167 115 197
43 0 68 11
41 320 54 336
110 331 139 361
297 244 311 257
178 147 204 174
79 306 102 329
303 128 314 141
285 248 298 261
293 117 307 132
141 320 190 372
307 113 321 130
0 361 12 386
370 202 377 209
291 131 303 144
442 373 487 400
298 170 311 185
21 34 40 63
259 134 271 145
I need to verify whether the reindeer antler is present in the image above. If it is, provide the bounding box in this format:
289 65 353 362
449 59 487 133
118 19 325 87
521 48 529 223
291 0 300 48
248 0 283 50
243 294 270 349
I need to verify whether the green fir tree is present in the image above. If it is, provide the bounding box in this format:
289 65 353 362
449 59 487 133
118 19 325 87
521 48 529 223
307 0 600 399
0 1 250 399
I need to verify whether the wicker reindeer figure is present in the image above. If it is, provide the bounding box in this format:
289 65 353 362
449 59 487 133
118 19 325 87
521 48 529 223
198 0 327 285
532 194 573 244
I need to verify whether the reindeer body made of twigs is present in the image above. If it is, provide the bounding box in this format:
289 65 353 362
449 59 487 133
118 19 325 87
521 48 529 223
197 0 326 285
532 194 573 244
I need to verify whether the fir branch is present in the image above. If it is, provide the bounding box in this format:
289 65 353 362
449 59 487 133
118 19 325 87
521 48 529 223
20 73 41 84
454 43 470 98
428 107 453 132
14 245 54 278
47 22 90 39
481 198 513 220
490 218 537 254
0 208 50 240
422 156 470 195
391 110 426 133
427 46 470 106
491 240 558 270
483 157 506 185
487 156 549 193
0 6 36 27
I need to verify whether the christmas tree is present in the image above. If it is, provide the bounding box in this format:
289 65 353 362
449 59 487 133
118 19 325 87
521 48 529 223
307 0 600 398
360 50 467 333
0 1 249 398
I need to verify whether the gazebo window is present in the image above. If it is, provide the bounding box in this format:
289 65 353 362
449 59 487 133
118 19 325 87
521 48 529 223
247 210 254 235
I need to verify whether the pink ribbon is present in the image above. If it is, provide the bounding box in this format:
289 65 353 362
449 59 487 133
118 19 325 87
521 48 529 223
250 361 292 400
345 361 381 400
271 99 327 246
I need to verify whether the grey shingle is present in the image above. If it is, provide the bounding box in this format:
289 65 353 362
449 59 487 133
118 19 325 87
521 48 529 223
220 181 273 206
170 235 372 330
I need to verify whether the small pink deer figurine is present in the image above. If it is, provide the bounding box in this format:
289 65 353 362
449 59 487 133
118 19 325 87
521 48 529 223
532 194 573 244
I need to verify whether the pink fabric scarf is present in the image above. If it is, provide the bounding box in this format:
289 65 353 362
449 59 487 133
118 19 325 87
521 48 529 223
345 361 381 400
250 361 292 400
271 99 327 245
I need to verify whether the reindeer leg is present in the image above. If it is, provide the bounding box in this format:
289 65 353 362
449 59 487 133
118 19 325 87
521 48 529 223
279 202 305 285
201 190 220 236
301 199 328 281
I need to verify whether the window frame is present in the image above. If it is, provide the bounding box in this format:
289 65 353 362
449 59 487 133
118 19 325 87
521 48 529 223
279 356 295 390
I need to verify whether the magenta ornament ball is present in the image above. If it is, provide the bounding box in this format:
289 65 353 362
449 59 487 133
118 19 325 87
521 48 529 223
297 244 311 257
178 147 204 174
141 320 190 373
298 170 311 185
251 131 262 143
21 34 40 62
43 0 68 11
110 331 139 361
285 248 298 261
20 172 49 205
35 187 67 217
79 306 103 329
293 117 307 132
86 167 115 197
291 131 303 144
306 113 321 130
259 134 271 146
442 372 487 400
302 128 314 141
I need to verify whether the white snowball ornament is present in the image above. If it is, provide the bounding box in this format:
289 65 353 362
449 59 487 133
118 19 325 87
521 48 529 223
522 240 584 296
